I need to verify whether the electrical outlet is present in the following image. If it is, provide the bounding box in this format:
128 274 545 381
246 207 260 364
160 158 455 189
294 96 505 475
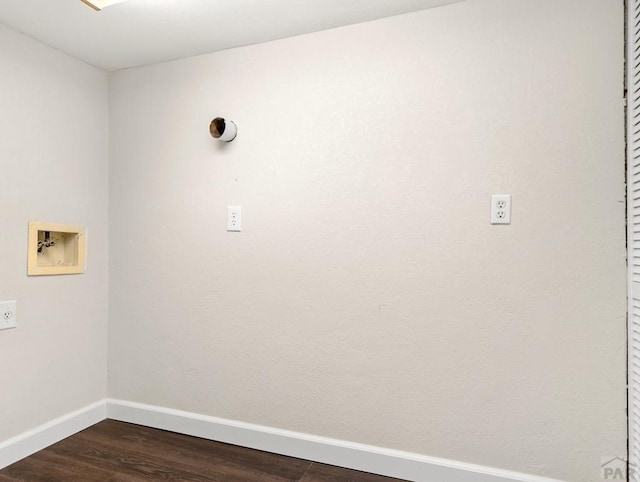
227 206 242 232
0 301 17 331
491 195 511 225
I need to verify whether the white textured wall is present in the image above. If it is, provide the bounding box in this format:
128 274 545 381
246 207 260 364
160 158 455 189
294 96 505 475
0 24 109 440
108 1 626 480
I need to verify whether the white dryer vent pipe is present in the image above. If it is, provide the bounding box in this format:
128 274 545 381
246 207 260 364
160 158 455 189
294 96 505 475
210 117 237 142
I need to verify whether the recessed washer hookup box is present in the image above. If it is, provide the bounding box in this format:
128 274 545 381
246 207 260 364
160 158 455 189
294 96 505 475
27 222 86 276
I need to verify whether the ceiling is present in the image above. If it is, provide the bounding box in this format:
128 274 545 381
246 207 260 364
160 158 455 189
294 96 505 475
0 0 463 71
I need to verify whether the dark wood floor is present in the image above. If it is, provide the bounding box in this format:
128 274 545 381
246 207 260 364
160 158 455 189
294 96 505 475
0 420 405 481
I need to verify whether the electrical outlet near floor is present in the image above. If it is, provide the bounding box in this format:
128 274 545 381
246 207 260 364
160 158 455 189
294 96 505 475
227 206 242 232
0 301 17 330
491 195 511 225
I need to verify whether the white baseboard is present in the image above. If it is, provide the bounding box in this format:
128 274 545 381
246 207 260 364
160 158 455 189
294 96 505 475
0 400 107 470
106 399 566 482
0 398 567 482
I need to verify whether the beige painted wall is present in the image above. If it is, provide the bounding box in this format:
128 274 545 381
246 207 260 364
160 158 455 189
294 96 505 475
108 0 625 480
0 25 109 440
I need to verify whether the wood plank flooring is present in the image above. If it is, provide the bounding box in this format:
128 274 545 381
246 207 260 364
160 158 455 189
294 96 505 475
0 420 405 481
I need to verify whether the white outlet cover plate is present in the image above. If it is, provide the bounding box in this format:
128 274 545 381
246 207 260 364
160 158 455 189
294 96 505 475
491 194 511 225
0 300 17 330
227 206 242 232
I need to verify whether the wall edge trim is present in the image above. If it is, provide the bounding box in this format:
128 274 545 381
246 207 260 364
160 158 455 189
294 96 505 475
106 399 566 482
0 399 107 469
